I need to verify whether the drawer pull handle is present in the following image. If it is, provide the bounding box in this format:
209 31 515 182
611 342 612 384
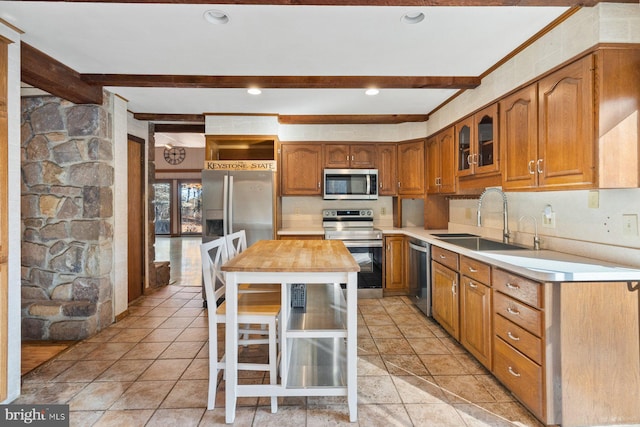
468 267 478 273
507 307 520 315
506 282 520 290
440 254 447 259
451 282 457 295
508 367 521 377
507 331 520 341
469 282 478 289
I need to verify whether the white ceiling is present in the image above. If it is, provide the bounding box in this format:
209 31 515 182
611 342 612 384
1 2 570 147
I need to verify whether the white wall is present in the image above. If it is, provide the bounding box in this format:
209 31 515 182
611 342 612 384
113 96 128 318
1 21 23 404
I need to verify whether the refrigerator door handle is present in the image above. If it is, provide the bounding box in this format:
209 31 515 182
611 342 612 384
223 175 229 236
228 175 234 235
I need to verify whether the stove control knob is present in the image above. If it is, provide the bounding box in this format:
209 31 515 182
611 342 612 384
367 210 373 216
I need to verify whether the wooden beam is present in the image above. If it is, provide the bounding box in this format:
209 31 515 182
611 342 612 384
154 124 205 133
133 113 205 122
21 43 102 105
82 75 481 90
278 114 429 125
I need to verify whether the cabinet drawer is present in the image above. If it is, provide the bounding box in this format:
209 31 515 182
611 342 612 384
493 268 543 308
431 246 459 271
460 256 490 284
494 313 542 365
493 337 544 419
493 291 542 337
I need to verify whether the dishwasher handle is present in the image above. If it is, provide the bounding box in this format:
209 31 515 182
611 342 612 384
409 242 429 253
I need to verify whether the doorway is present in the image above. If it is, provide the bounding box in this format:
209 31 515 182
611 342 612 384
127 136 145 302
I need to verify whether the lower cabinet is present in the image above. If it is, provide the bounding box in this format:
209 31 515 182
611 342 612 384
431 246 459 340
383 235 406 294
459 256 492 370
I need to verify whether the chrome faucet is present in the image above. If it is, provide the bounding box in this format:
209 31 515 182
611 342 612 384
519 215 540 250
477 187 510 243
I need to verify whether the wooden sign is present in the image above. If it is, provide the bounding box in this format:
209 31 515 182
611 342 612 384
204 160 277 171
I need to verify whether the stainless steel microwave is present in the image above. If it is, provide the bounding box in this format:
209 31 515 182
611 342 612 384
323 169 378 200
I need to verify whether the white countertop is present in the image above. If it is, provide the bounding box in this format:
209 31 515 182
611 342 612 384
278 226 640 282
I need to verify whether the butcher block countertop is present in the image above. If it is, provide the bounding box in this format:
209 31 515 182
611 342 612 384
221 239 360 273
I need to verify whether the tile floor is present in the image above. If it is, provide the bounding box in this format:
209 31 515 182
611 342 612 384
17 237 543 426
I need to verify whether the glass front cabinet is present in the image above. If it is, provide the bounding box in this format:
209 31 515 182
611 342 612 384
455 103 499 178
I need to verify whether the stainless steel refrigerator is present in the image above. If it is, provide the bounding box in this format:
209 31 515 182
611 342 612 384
201 169 275 305
201 169 275 246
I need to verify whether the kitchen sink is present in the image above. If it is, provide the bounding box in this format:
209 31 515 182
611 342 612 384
436 236 527 251
430 233 479 238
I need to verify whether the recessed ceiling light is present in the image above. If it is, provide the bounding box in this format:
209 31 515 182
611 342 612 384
365 88 379 96
247 88 262 95
204 9 230 25
401 11 425 25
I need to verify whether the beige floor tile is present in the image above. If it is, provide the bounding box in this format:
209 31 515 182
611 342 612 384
130 297 167 307
381 354 430 377
396 323 437 339
358 355 389 376
473 374 515 402
121 342 171 360
13 382 87 404
391 375 448 404
198 407 256 426
127 305 154 316
147 408 206 427
84 327 123 342
96 359 154 381
69 410 104 427
21 360 76 383
160 341 206 359
368 325 402 339
110 380 175 410
357 376 402 404
53 360 115 382
252 405 307 427
68 381 132 410
356 403 412 427
373 338 414 355
146 306 180 317
362 313 395 326
306 404 353 426
188 316 209 327
55 341 100 360
433 375 497 404
454 352 489 374
419 354 469 376
108 328 153 343
161 379 209 408
407 337 451 355
141 328 185 342
85 342 137 360
158 316 194 329
93 409 155 427
175 327 209 342
139 358 191 381
357 337 379 356
158 298 190 308
181 358 210 380
404 402 468 426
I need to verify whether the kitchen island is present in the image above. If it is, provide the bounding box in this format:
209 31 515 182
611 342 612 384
221 239 360 424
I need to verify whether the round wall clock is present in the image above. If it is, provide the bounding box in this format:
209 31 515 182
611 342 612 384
164 146 186 165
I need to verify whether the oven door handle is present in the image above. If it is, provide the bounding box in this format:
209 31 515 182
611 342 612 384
339 240 383 248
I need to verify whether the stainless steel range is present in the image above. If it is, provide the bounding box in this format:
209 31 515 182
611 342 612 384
322 208 383 298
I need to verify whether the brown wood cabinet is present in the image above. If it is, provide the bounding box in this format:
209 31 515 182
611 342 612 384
383 235 406 293
280 143 323 196
459 257 492 370
376 143 397 196
323 143 376 169
431 246 459 340
455 103 499 178
426 128 456 194
397 139 425 195
492 269 545 421
502 55 595 190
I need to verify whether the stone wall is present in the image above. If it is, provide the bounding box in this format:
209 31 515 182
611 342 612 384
20 94 114 340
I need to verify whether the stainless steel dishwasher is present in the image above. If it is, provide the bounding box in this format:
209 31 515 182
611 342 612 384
408 238 431 316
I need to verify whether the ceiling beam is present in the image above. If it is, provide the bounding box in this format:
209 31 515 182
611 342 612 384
21 43 103 105
154 124 206 132
83 75 480 90
278 114 429 125
133 113 205 123
24 0 636 6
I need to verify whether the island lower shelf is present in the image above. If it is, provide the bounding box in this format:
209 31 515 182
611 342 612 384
286 337 347 388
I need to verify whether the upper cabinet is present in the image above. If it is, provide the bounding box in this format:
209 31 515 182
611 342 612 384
280 143 323 196
456 103 499 178
323 143 376 169
397 139 425 195
376 143 397 196
501 55 595 191
427 128 456 194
